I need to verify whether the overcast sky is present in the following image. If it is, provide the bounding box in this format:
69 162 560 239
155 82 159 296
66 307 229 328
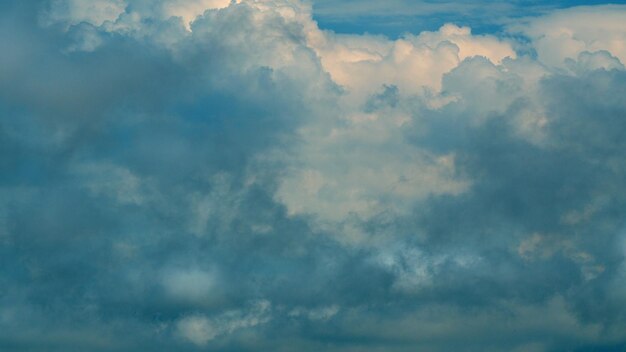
1 1 626 351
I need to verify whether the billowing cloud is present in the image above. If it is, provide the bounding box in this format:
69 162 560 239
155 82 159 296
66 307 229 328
1 1 626 351
511 5 626 68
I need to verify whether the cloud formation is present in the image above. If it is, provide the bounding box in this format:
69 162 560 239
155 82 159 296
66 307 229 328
1 1 626 351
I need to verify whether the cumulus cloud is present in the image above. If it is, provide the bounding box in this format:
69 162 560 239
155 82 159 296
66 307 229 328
1 1 626 351
511 5 626 68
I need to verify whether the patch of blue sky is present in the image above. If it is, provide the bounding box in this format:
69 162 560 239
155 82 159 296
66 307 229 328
312 0 620 37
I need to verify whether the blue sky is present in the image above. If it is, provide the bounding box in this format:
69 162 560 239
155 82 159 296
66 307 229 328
312 0 619 36
1 1 626 351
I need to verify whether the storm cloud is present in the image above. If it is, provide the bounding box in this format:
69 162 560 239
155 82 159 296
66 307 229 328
1 1 626 351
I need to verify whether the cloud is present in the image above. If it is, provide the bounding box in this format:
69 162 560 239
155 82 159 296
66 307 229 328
1 1 626 351
44 0 127 27
176 300 271 346
161 268 218 304
310 0 593 38
510 5 626 68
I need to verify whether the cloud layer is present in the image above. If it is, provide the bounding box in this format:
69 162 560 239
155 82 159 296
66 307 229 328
1 1 626 351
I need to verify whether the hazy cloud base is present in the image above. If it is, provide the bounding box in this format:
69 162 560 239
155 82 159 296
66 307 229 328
1 1 626 351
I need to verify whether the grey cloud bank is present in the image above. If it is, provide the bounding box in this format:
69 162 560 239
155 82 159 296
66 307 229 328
1 1 626 351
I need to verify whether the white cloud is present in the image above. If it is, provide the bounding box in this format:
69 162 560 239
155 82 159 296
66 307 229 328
517 233 605 281
176 315 219 345
511 5 626 68
72 162 145 205
45 0 127 27
176 301 271 345
276 143 467 230
186 173 242 236
161 0 232 29
375 247 482 293
310 24 515 102
3 1 626 350
36 1 626 247
161 268 218 304
44 0 237 29
565 50 625 74
272 24 516 240
288 305 340 321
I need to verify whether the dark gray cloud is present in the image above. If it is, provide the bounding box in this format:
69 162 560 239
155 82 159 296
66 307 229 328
1 1 626 351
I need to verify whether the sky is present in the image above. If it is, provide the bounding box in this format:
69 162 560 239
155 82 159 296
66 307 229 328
312 0 620 36
1 0 626 351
